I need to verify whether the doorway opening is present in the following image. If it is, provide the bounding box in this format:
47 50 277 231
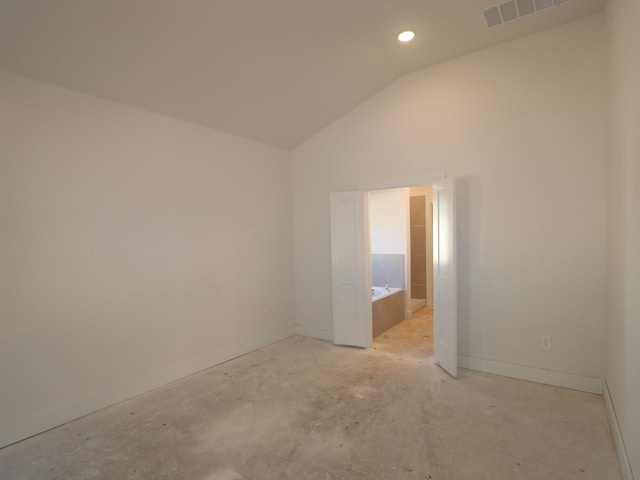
368 186 434 354
329 174 457 376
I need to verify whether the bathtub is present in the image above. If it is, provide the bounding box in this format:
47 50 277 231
372 286 402 300
371 286 405 337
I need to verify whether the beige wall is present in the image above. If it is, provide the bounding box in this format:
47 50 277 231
0 71 295 447
292 16 607 389
605 0 640 476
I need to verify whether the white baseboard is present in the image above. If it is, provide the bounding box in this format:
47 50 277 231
458 355 603 394
295 324 333 341
603 381 635 480
0 325 296 449
411 300 426 312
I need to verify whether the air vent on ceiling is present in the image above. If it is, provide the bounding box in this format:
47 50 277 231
499 1 518 22
483 0 572 29
535 0 553 10
517 0 535 16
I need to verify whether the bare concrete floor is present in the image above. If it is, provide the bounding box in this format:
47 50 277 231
0 309 621 479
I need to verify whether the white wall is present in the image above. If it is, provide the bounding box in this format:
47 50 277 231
0 71 295 447
292 16 606 391
605 0 640 477
369 188 407 254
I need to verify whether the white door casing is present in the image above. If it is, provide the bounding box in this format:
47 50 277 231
330 191 372 347
330 178 457 371
432 176 458 377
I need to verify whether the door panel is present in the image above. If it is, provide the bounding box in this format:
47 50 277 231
330 191 372 347
432 177 457 377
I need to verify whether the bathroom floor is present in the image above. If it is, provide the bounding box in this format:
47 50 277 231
374 306 433 357
0 311 621 480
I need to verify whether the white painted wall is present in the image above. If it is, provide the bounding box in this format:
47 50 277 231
0 71 295 447
605 0 640 476
292 16 607 389
369 188 407 254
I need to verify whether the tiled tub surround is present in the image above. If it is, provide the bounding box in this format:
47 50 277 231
371 254 405 289
372 287 405 337
410 195 428 300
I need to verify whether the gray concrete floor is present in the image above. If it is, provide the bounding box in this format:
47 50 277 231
0 309 621 479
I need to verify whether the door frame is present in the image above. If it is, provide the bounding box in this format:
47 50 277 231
362 171 447 335
357 173 447 194
331 172 454 357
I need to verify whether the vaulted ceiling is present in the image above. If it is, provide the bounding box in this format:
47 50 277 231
0 0 605 148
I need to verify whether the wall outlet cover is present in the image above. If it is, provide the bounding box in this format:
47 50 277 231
540 335 552 351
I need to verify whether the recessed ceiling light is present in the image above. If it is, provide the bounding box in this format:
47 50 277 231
397 30 415 42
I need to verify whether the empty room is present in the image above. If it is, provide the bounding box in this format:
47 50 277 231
0 0 638 479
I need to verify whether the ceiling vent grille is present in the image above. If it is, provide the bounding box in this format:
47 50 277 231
483 0 571 29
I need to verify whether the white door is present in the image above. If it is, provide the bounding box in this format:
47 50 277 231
432 177 457 377
330 191 372 347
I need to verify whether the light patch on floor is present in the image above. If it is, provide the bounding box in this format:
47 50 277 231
196 401 291 453
205 469 243 480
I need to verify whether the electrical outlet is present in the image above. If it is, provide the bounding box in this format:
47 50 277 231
540 335 552 351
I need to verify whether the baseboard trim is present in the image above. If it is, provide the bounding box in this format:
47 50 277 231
0 325 296 449
295 324 333 341
459 355 603 394
603 381 635 480
410 299 426 313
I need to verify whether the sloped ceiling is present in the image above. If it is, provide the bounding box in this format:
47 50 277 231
0 0 604 148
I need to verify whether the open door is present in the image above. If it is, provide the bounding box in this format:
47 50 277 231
330 191 372 347
432 177 457 377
